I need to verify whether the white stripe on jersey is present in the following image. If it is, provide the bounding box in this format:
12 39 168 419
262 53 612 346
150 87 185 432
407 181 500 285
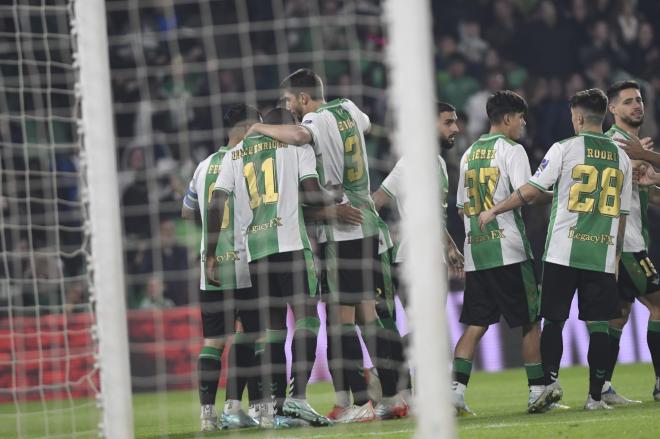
187 153 251 290
456 135 533 271
609 129 646 252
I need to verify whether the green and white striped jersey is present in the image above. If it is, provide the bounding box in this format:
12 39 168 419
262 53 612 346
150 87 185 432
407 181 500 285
380 155 448 263
529 132 632 273
606 124 649 252
457 134 534 271
301 98 389 243
183 147 250 291
215 135 318 262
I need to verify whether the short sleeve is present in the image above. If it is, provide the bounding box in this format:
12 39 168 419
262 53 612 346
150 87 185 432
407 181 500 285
182 164 201 211
381 159 404 200
214 151 236 194
297 144 319 181
529 142 563 190
343 100 371 133
619 152 632 215
507 144 532 190
300 112 323 146
456 153 468 208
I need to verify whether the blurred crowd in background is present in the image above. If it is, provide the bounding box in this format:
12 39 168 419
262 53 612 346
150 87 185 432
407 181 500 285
2 0 660 311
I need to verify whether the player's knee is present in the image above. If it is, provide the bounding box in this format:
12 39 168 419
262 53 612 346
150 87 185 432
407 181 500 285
203 337 226 350
522 322 541 337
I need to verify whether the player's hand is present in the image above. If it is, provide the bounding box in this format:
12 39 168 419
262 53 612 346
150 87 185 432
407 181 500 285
447 245 465 280
641 136 654 151
205 257 220 287
245 123 263 137
334 203 363 225
478 209 496 231
617 134 648 160
635 162 659 186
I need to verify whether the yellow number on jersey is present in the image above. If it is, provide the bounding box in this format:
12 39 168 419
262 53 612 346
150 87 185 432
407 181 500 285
207 185 231 229
598 167 624 217
344 134 364 182
243 157 279 210
464 167 500 216
568 165 598 213
640 257 657 278
568 165 623 216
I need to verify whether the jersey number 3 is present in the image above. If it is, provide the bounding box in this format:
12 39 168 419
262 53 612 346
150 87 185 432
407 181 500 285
464 167 500 216
568 165 623 217
344 134 365 182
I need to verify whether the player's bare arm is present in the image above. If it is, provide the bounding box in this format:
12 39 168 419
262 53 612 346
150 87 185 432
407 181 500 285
204 189 228 287
181 205 196 220
246 122 311 145
446 229 465 280
647 184 660 207
615 215 627 280
478 183 543 231
302 204 363 226
372 188 391 211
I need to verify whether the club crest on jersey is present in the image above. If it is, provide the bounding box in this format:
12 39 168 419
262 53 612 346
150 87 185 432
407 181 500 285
534 159 549 177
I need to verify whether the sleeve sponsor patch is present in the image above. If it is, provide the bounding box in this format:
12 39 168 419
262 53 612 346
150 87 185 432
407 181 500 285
534 158 549 177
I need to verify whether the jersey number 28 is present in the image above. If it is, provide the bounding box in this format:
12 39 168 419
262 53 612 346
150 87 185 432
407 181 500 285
568 165 623 217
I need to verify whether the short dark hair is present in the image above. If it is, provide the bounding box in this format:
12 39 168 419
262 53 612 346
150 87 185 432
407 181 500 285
262 108 296 125
486 90 527 124
437 101 456 114
569 88 608 121
606 80 640 102
223 104 261 129
280 68 324 100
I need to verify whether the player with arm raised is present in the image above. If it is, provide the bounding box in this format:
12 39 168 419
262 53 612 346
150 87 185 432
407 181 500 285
181 105 261 431
480 89 633 412
604 81 660 403
248 69 406 421
206 108 338 428
452 91 543 416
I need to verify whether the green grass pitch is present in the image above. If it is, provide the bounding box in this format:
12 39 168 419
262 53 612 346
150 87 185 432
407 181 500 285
3 363 657 438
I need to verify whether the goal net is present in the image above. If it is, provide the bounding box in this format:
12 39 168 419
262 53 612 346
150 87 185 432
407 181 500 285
2 0 452 437
0 0 101 437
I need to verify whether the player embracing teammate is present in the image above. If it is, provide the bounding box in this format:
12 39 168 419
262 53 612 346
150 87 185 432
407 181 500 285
194 71 658 431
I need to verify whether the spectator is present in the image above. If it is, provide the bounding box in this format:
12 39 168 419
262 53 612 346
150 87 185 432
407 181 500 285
457 19 489 64
139 276 175 309
616 0 640 45
438 54 480 111
137 217 191 306
464 70 506 141
483 0 518 54
515 0 578 77
579 20 628 70
628 21 660 78
64 282 88 314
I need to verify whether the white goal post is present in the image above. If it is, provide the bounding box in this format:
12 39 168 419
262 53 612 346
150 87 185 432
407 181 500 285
385 0 456 438
74 0 134 437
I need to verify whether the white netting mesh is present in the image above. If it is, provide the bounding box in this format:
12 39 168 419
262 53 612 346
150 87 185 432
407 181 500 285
0 1 101 438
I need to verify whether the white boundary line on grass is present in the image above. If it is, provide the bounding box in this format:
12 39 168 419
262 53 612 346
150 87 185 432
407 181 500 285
304 428 415 438
461 412 656 430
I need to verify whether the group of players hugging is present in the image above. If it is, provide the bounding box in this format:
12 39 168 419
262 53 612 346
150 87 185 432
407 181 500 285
181 68 660 431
